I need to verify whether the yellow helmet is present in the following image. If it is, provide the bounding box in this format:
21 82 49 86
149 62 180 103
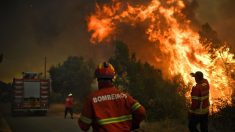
95 62 115 79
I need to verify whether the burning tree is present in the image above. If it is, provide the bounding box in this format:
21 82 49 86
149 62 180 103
110 41 187 121
87 0 235 112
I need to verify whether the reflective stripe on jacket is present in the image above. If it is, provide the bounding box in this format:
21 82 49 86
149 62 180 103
190 79 210 115
78 87 146 132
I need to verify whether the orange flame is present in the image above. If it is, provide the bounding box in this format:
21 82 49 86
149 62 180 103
87 0 235 112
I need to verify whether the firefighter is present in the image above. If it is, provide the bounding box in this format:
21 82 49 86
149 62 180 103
78 62 146 132
188 71 210 132
64 93 74 119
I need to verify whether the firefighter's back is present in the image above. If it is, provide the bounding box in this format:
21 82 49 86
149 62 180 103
78 62 145 132
90 87 133 131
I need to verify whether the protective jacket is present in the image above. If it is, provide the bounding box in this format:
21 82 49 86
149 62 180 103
78 86 146 132
189 79 210 115
65 96 73 108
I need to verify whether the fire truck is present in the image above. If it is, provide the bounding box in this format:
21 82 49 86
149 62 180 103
11 72 50 115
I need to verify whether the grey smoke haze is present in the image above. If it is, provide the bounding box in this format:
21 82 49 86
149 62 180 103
196 0 235 47
0 0 113 82
0 0 235 82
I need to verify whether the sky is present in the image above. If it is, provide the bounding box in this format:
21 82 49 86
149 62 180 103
0 0 235 82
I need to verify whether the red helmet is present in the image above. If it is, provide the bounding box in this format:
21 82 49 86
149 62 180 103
95 62 115 79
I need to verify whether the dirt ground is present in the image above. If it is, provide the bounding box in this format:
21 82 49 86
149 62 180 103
48 103 80 118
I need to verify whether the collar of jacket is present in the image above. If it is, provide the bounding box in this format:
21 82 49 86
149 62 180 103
98 80 113 89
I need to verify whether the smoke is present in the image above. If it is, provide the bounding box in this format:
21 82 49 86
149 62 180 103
182 0 200 28
196 0 235 50
0 0 113 82
0 0 235 82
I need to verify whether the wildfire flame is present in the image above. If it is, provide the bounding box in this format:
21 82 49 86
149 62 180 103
87 0 235 112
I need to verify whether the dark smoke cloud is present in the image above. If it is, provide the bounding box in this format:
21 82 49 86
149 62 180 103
196 0 235 50
182 0 200 29
0 0 113 82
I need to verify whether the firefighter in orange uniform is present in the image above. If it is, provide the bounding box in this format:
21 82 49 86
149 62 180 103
189 71 210 132
78 62 146 132
64 93 74 119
